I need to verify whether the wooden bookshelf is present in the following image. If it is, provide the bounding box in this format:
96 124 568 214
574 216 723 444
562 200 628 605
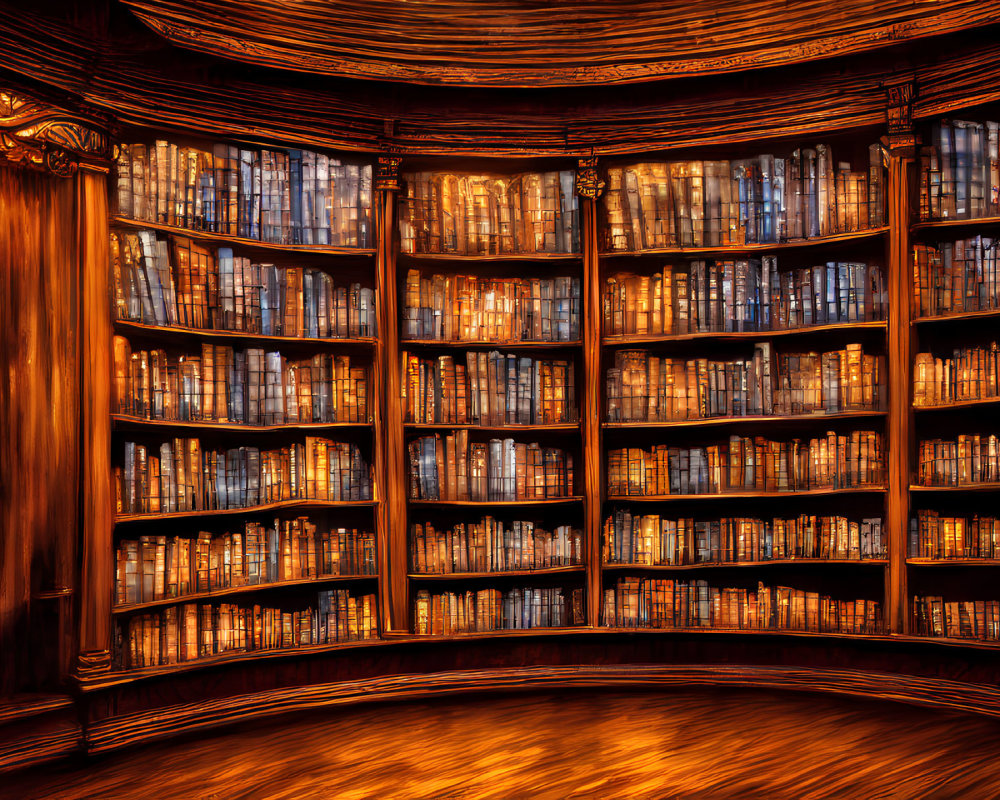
603 560 889 570
404 423 580 433
400 252 582 262
603 410 887 430
111 215 377 256
909 215 1000 235
607 487 886 502
408 566 586 581
115 499 377 524
111 414 372 433
909 484 1000 493
602 320 887 345
912 397 1000 413
114 318 377 348
400 339 582 349
911 308 1000 326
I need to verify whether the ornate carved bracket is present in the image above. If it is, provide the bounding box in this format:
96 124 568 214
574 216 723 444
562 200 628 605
375 154 402 193
575 156 605 200
75 649 112 679
0 90 112 177
883 78 917 151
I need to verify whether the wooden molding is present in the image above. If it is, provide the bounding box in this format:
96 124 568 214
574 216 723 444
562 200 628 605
81 662 1000 755
575 157 605 200
375 155 402 193
0 90 110 176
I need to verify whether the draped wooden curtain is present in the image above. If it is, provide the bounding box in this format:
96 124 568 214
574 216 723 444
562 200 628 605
0 165 79 696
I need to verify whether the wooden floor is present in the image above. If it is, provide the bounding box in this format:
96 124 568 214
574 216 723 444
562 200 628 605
8 688 1000 799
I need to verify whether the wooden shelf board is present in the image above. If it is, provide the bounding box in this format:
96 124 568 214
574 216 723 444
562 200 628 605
401 339 582 349
912 397 1000 413
602 320 887 345
910 483 1000 493
112 574 378 614
401 251 581 262
606 487 886 502
111 215 376 256
114 319 377 348
116 498 377 524
910 215 1000 234
404 422 579 433
604 410 886 430
912 308 1000 326
112 414 372 433
409 497 584 508
0 694 74 726
599 226 888 258
603 559 888 570
907 558 1000 566
408 566 585 580
600 626 890 641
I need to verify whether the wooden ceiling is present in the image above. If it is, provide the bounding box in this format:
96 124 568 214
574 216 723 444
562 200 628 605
2 2 1000 156
123 0 995 88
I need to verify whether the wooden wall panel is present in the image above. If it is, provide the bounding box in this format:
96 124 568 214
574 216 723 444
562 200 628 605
0 164 79 695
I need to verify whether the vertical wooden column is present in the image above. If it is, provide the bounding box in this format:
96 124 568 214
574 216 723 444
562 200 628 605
884 81 917 635
77 165 113 676
374 154 408 633
577 158 604 627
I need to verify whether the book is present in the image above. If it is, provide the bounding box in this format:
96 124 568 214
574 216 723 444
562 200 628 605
115 140 371 247
399 170 579 255
919 120 1000 222
413 585 585 634
912 341 1000 407
912 236 1000 318
912 595 1000 640
606 431 885 496
604 578 882 634
917 434 1000 486
603 510 884 564
411 517 582 573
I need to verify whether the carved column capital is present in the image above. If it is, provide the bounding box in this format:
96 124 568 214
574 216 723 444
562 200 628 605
574 156 605 200
375 154 402 193
0 90 112 177
883 78 918 153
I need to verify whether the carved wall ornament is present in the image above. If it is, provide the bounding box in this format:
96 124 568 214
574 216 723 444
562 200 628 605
575 156 605 200
0 90 111 176
376 154 402 193
884 79 917 150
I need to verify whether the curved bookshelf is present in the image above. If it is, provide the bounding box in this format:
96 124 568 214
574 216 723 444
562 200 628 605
401 339 582 350
408 497 585 508
112 573 377 614
602 320 887 346
599 226 888 259
603 559 889 571
912 397 1000 413
910 215 1000 235
114 319 377 348
607 487 886 502
912 308 1000 326
400 252 581 262
111 215 377 256
604 410 886 431
907 558 1000 567
115 498 377 524
404 422 579 433
112 414 372 434
909 483 1000 494
408 566 585 581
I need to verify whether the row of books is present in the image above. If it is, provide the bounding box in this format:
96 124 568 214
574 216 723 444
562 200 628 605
607 432 885 496
116 142 372 246
606 344 884 422
916 435 1000 486
603 510 886 565
918 120 1000 221
402 351 576 426
115 520 376 606
407 433 574 501
114 590 378 670
402 271 580 342
602 146 885 250
413 586 585 635
117 438 372 514
909 511 1000 560
113 339 369 425
912 343 1000 407
398 171 579 255
603 578 883 634
912 237 1000 318
410 519 582 574
112 230 376 336
912 596 1000 640
602 260 886 337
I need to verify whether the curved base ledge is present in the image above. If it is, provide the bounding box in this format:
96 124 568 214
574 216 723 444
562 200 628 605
84 663 1000 756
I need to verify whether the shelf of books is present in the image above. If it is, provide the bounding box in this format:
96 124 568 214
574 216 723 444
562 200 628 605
908 112 1000 644
596 137 892 635
396 167 589 635
107 133 382 673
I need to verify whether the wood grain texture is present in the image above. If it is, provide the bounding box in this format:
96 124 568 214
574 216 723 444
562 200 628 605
9 665 1000 795
0 164 79 694
581 197 602 627
122 0 995 88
